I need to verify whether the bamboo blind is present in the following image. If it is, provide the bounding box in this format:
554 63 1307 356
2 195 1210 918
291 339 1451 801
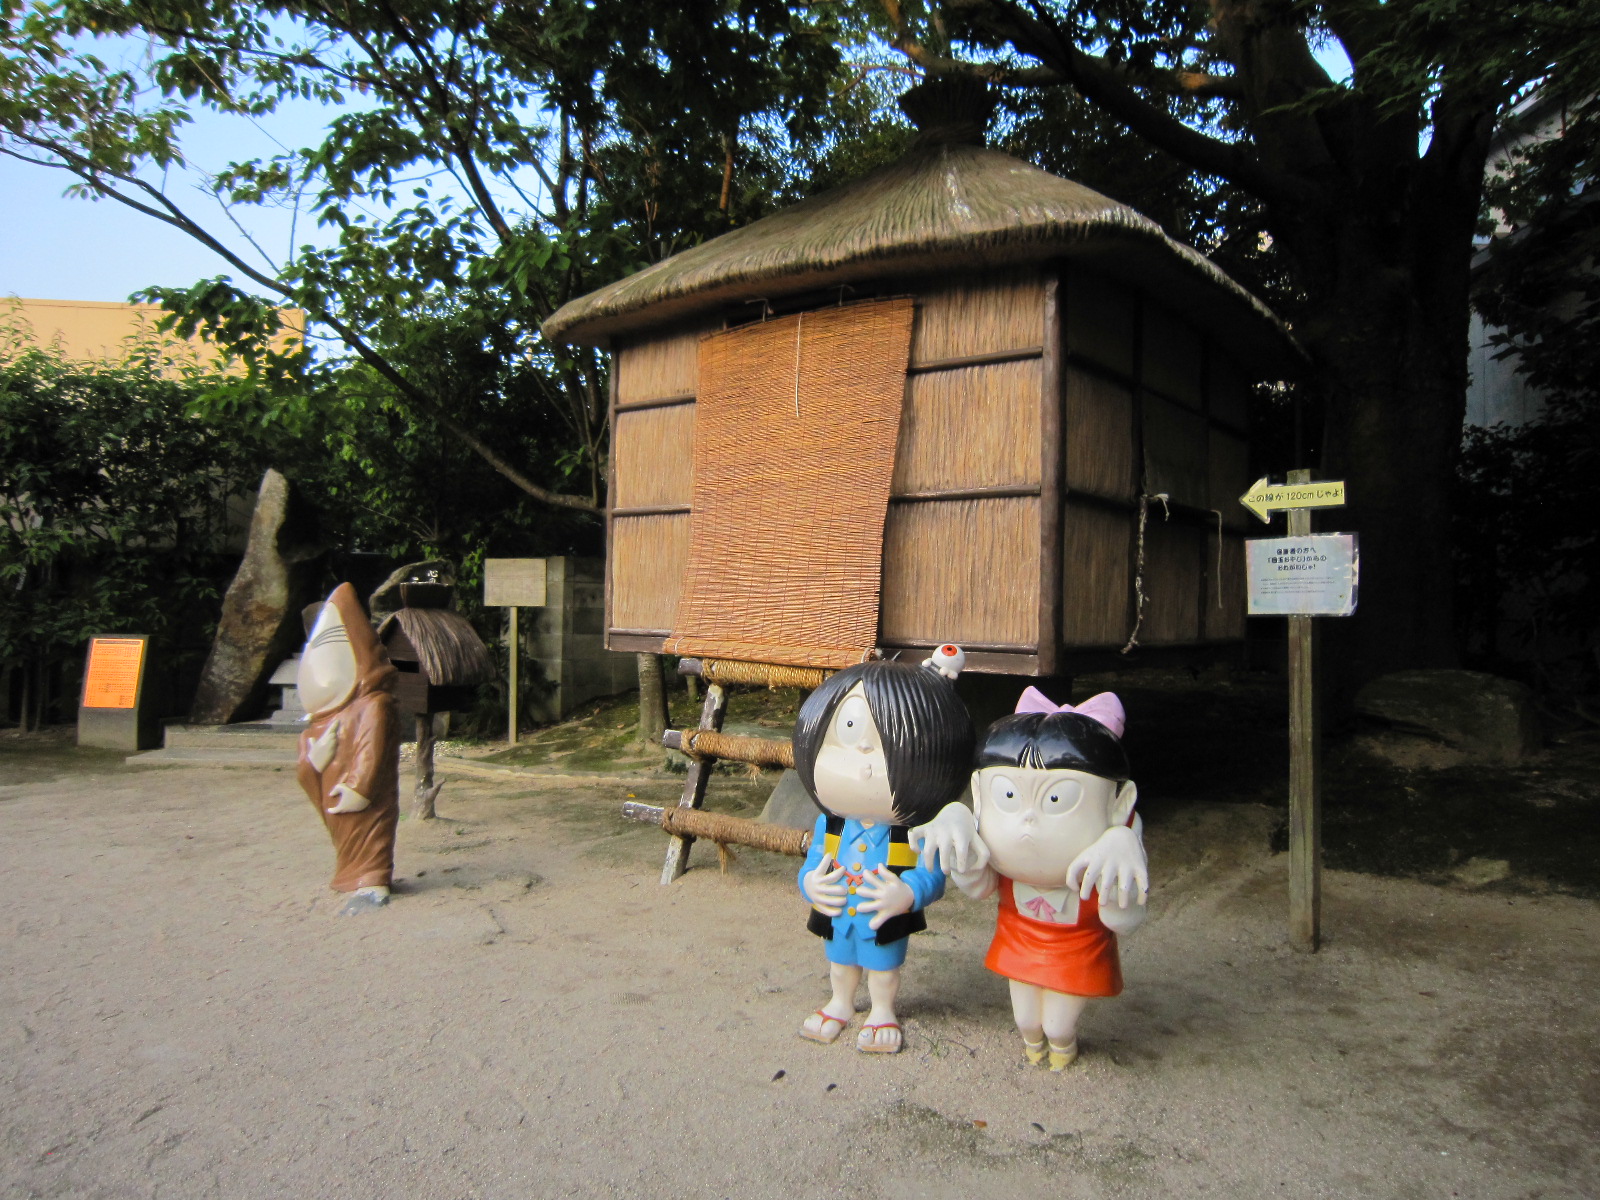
662 298 915 669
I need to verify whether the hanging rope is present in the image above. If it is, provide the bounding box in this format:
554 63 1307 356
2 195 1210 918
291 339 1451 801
1121 492 1170 655
1208 509 1226 610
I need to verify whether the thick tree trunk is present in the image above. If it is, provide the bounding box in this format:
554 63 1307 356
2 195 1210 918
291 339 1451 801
1283 182 1478 707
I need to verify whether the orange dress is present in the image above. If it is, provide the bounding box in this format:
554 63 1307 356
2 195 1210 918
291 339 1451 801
984 876 1122 997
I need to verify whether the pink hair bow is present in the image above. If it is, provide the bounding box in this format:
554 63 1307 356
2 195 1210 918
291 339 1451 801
1013 687 1126 739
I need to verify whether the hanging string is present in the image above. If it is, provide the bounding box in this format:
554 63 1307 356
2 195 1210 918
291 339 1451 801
792 311 804 418
1121 492 1171 655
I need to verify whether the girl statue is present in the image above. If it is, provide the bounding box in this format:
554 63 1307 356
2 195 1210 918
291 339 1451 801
912 688 1148 1069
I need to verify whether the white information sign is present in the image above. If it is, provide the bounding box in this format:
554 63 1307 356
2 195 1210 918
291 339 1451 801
484 558 548 608
1246 534 1359 617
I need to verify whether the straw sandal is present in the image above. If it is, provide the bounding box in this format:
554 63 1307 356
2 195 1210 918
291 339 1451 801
799 1009 851 1044
857 1021 903 1054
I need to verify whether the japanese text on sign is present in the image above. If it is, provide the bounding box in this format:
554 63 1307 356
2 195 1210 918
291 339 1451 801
82 637 146 709
1246 534 1359 617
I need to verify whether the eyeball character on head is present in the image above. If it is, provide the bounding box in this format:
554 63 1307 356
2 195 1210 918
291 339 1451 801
790 654 975 1055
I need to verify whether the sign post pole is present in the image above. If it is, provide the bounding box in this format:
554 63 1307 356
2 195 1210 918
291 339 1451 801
1242 469 1356 954
484 559 547 750
508 606 520 746
1284 469 1321 952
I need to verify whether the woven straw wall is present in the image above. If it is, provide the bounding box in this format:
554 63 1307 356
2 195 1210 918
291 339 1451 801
1059 504 1132 646
611 513 691 632
1205 522 1248 640
1141 519 1203 643
1143 395 1209 509
615 327 700 403
909 270 1044 364
1210 355 1250 430
1065 368 1137 502
1065 273 1136 377
881 497 1040 646
892 359 1041 494
613 405 695 509
1209 430 1251 531
1142 304 1203 409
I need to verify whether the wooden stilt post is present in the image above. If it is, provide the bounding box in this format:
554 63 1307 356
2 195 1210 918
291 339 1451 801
412 712 442 821
660 681 728 884
1285 468 1322 951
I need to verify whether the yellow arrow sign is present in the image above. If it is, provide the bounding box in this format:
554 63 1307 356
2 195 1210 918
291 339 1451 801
1239 476 1347 524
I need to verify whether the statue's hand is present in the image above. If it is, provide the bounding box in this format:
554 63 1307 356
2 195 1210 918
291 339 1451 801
326 784 371 815
909 801 989 875
1066 824 1148 907
307 720 339 773
858 866 915 930
801 855 848 916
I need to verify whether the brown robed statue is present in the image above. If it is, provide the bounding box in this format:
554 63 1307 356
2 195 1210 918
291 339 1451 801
295 583 401 915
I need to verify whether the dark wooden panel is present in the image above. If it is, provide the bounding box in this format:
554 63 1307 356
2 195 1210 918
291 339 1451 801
1140 519 1204 644
1060 502 1131 647
1065 366 1137 502
1142 303 1203 409
1064 269 1136 378
1143 395 1209 509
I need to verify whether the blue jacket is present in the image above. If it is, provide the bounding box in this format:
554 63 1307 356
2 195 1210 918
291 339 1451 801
798 813 946 945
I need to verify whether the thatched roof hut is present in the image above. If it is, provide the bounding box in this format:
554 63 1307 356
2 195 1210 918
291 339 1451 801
378 587 495 714
543 79 1303 676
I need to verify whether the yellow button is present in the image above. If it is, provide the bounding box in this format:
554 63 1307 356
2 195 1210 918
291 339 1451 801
856 842 868 852
846 907 857 916
851 863 862 872
847 886 857 894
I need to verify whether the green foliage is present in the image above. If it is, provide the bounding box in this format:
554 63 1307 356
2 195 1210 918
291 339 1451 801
0 310 272 727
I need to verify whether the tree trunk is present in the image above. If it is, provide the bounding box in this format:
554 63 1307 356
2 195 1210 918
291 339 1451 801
637 652 668 745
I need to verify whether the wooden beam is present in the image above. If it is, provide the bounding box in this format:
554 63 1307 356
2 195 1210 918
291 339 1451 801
660 682 728 884
907 346 1044 375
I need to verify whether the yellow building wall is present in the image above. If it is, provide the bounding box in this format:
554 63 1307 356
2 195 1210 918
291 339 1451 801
5 297 304 373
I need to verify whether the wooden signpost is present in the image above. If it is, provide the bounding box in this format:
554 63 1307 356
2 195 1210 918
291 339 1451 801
484 559 547 745
1242 469 1357 952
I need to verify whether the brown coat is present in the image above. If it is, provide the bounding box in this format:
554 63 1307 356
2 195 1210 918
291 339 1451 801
296 584 401 892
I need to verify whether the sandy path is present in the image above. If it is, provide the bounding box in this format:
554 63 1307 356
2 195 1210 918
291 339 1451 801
1 762 1596 1199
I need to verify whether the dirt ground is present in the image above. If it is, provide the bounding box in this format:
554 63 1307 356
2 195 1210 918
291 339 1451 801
2 741 1597 1199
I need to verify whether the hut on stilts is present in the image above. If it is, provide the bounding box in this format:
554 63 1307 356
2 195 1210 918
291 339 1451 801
542 78 1304 881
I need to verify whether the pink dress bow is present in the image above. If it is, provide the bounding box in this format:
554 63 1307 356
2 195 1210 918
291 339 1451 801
1022 894 1059 921
1014 687 1126 739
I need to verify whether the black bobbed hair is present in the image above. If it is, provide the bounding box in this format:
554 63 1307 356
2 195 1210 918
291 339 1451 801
792 660 975 826
975 711 1130 782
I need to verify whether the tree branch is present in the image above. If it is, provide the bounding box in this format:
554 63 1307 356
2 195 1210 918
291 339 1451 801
1 137 597 514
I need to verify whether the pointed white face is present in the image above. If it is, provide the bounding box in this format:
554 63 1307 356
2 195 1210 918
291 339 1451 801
297 600 358 715
973 766 1120 888
810 682 896 823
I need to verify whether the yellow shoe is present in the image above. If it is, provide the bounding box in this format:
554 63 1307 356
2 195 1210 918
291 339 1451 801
1023 1036 1047 1065
1047 1039 1079 1071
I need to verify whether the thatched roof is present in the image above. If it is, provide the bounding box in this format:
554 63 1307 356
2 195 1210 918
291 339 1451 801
377 608 496 687
542 142 1304 376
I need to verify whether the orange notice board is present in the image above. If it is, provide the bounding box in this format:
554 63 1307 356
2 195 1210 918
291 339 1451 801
82 637 146 709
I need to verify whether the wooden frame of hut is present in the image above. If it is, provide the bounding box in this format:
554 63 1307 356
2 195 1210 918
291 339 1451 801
543 80 1303 880
545 83 1302 680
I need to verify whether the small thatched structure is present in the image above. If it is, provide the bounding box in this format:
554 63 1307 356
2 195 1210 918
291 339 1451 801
544 78 1304 675
377 597 495 717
